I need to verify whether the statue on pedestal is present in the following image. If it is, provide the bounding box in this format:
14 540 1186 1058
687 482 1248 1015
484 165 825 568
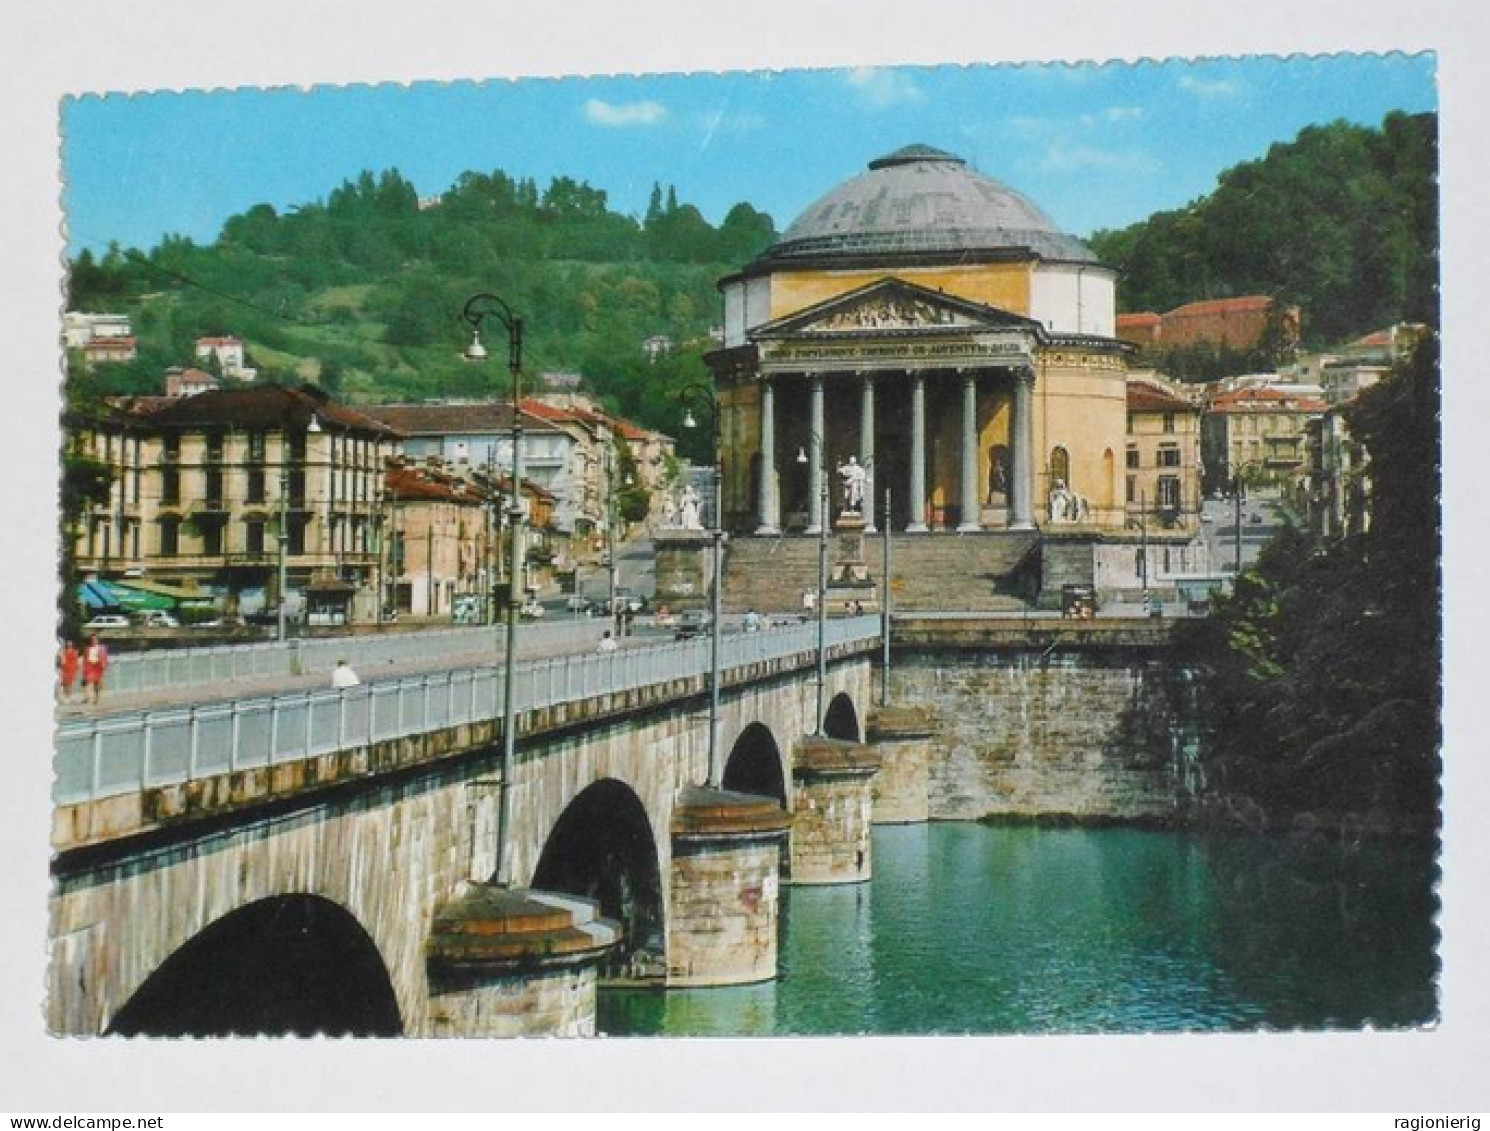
837 456 867 515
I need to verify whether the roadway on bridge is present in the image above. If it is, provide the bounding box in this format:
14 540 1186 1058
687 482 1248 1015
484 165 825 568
58 621 706 722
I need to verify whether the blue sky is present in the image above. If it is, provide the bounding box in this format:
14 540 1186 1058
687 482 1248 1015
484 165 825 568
62 53 1436 255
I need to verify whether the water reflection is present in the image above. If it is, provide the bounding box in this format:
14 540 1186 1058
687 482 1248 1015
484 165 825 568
598 825 1437 1037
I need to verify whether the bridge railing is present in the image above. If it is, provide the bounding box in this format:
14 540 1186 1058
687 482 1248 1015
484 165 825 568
101 620 610 697
54 614 883 807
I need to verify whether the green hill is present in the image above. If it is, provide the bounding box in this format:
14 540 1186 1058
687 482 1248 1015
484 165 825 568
66 170 777 457
1087 111 1438 350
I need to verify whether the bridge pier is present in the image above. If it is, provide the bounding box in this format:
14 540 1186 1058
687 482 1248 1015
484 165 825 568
866 705 937 824
667 787 791 987
789 737 882 885
424 884 619 1037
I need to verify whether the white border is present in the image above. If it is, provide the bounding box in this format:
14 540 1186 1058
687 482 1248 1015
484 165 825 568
2 0 1487 1113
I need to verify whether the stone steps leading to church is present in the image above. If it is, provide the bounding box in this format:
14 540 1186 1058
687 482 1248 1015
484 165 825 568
722 532 1040 613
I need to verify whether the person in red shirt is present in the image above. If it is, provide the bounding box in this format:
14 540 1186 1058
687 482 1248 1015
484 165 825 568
82 635 109 704
58 641 80 703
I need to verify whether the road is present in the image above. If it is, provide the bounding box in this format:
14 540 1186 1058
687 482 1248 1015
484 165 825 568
1199 491 1287 574
58 619 683 722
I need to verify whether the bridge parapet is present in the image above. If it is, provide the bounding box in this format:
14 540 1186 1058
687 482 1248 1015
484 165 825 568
53 617 883 855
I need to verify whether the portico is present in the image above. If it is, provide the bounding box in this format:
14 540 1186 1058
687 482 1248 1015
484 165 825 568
743 278 1046 534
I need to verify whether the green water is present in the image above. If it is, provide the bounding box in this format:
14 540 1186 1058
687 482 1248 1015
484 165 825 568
599 824 1438 1036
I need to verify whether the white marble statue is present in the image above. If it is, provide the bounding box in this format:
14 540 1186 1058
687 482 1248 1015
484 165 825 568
677 485 703 530
1047 479 1090 524
838 456 867 513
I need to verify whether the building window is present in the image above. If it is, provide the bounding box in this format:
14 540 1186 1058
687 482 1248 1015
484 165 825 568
246 469 266 504
159 517 180 557
1158 475 1181 511
1125 447 1139 470
1158 445 1182 469
161 469 180 505
1163 412 1175 434
202 521 223 556
245 519 265 554
288 517 306 556
163 434 180 461
1049 446 1071 487
1126 474 1137 504
205 432 225 462
247 432 266 462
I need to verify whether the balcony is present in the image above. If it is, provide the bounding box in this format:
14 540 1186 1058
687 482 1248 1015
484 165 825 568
190 498 231 514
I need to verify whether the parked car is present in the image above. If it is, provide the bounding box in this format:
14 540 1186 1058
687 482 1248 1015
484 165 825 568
82 614 130 631
134 610 180 629
673 610 712 640
519 599 546 619
614 589 645 613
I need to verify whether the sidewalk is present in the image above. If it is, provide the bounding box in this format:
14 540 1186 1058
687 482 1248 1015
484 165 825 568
56 629 667 722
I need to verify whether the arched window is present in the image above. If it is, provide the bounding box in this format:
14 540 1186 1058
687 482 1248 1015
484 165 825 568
1050 446 1071 489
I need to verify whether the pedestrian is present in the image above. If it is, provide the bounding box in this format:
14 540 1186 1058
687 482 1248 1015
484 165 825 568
331 659 361 689
81 634 108 704
597 630 618 653
58 640 80 703
744 609 761 633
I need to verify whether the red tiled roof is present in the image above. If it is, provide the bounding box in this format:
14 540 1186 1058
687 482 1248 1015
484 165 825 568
119 384 404 438
363 402 561 435
84 337 137 349
1165 295 1274 319
385 466 483 504
1117 312 1162 328
1210 386 1327 413
195 336 243 347
1127 381 1197 414
1349 329 1393 348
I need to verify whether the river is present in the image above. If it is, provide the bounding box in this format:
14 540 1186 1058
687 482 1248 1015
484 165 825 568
599 824 1438 1036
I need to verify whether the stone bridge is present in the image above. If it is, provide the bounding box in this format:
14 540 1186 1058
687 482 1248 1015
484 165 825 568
48 618 898 1038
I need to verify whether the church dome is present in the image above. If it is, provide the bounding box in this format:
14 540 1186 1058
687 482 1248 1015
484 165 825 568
758 144 1098 265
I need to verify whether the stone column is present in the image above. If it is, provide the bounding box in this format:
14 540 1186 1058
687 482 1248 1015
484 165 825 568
756 376 780 534
859 373 877 533
867 705 937 825
423 884 619 1037
668 786 791 987
957 370 982 532
806 372 826 535
907 371 928 533
789 736 882 884
1010 366 1035 531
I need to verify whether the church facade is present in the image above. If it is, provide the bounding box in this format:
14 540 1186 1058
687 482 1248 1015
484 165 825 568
707 144 1130 539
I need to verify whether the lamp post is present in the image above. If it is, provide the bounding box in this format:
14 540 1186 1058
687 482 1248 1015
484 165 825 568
277 412 321 642
679 383 724 787
796 437 830 735
463 292 524 887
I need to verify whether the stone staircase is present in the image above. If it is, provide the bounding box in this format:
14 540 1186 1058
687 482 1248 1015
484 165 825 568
722 531 1041 613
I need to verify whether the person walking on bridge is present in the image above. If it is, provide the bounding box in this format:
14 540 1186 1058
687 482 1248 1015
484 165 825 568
331 659 361 689
81 635 108 704
58 640 80 703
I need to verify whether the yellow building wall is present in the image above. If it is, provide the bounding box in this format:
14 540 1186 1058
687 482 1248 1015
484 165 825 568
768 263 1034 320
718 380 762 522
1034 351 1129 529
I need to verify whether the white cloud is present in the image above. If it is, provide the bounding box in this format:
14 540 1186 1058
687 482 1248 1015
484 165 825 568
583 98 668 127
845 67 926 108
1104 106 1145 122
1178 75 1243 99
1026 141 1161 175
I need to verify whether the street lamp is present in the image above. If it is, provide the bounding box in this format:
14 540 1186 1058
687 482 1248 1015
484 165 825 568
463 292 524 888
678 382 725 787
796 437 830 735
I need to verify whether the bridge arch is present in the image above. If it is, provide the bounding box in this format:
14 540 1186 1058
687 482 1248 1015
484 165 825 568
107 894 402 1037
530 778 665 977
823 692 863 742
721 721 788 806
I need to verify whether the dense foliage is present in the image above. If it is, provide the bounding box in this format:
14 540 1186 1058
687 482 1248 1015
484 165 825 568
1089 112 1438 352
66 168 776 457
1177 337 1441 831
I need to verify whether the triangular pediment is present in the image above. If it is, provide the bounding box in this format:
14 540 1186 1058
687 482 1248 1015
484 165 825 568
750 277 1046 341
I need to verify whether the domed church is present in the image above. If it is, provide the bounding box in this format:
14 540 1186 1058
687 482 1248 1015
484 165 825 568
709 144 1128 541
